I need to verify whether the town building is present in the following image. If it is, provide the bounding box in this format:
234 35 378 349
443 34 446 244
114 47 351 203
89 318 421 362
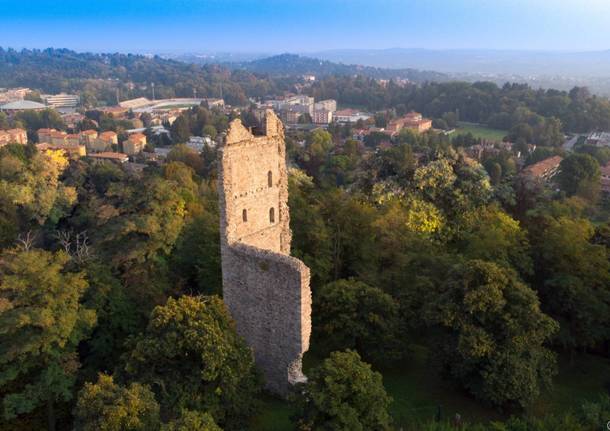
123 132 147 155
61 112 86 129
285 95 314 109
154 147 172 159
586 132 610 147
98 106 129 118
203 98 225 109
521 155 563 180
187 135 215 152
36 142 86 158
91 131 118 153
333 109 372 123
283 105 311 124
42 93 80 109
37 128 86 157
50 130 68 146
0 88 31 103
0 100 47 113
386 112 433 135
314 99 337 112
0 128 28 146
66 134 81 147
312 108 333 124
88 152 129 164
79 130 98 147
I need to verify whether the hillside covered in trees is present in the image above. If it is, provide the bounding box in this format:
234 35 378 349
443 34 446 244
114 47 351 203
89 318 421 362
0 106 608 430
226 53 449 82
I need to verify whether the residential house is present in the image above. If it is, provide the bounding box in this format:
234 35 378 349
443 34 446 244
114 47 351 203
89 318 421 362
89 131 118 153
123 132 147 155
386 112 432 135
521 156 563 180
0 128 27 146
88 152 129 164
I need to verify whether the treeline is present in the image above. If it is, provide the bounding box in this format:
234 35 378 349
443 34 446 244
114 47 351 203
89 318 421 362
307 76 610 133
0 48 291 106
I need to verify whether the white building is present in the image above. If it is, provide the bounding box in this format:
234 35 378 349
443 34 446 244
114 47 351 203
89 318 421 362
586 132 610 147
333 109 372 123
42 93 80 109
187 136 216 152
314 99 337 112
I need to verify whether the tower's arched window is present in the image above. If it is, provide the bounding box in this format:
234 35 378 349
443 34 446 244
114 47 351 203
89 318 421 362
267 170 273 187
242 209 248 222
269 207 275 223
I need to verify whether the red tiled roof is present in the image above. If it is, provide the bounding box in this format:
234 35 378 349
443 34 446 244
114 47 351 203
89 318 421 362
522 156 563 177
129 133 146 140
98 131 117 139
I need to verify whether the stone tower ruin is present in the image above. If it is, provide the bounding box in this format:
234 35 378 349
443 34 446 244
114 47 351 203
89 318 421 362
218 109 311 396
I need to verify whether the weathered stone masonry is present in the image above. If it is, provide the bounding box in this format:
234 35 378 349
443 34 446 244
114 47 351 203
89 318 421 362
218 110 311 396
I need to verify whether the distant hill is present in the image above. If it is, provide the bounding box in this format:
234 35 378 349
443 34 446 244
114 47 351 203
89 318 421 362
225 54 449 83
0 48 281 105
309 48 610 78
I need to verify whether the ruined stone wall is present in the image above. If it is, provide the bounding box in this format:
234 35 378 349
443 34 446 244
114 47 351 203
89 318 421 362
218 110 311 396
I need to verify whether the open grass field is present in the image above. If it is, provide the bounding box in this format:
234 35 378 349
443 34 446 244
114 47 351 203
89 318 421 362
454 122 508 142
251 345 610 430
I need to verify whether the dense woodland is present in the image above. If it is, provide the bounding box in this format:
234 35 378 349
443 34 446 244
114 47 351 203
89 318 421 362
0 49 609 431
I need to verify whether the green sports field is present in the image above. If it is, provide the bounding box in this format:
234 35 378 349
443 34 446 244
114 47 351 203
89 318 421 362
453 122 508 141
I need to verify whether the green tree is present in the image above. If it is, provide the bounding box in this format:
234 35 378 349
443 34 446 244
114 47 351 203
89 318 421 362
123 295 260 430
534 217 610 350
161 410 221 431
202 124 217 140
557 153 601 199
457 205 532 276
288 169 333 285
0 149 77 228
0 111 9 129
314 279 400 363
167 144 204 174
82 262 140 375
424 260 558 408
171 115 191 144
73 374 160 431
293 350 393 431
0 249 96 430
302 128 334 181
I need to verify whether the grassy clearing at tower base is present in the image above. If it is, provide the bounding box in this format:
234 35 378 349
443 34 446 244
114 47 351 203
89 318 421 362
251 345 610 430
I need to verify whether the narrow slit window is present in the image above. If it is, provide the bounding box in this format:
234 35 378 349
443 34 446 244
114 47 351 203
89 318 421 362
242 209 248 222
269 207 275 223
267 170 273 187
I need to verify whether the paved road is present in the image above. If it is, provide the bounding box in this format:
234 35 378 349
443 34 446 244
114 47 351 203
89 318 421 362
563 135 580 151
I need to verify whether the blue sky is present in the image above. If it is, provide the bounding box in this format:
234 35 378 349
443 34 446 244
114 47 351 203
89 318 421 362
1 0 610 53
